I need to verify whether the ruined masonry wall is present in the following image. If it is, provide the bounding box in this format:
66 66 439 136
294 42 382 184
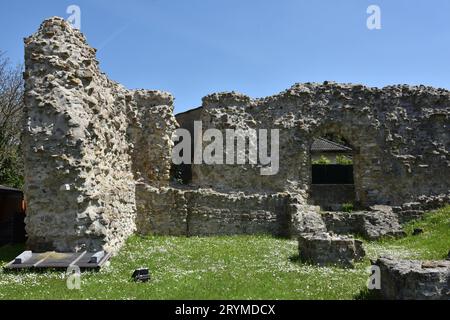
135 185 325 237
193 84 450 207
23 17 449 254
23 18 176 253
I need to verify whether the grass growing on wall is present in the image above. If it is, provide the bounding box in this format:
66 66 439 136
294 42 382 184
0 205 448 300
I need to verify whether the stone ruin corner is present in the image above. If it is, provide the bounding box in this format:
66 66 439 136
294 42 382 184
23 17 177 254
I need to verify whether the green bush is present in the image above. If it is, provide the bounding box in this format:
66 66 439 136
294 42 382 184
312 155 331 165
336 155 353 165
342 203 354 213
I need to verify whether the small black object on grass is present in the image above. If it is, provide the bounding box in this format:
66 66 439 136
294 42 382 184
412 228 424 236
132 268 150 282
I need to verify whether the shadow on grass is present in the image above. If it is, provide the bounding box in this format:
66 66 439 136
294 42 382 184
289 254 301 263
288 254 359 270
354 288 382 300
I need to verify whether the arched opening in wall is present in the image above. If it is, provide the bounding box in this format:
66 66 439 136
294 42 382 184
309 134 357 211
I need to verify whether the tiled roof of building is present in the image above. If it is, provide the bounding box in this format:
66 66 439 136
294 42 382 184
311 138 352 152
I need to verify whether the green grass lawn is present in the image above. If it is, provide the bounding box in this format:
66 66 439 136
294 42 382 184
0 205 448 300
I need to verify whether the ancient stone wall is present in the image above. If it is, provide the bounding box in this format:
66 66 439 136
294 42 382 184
129 90 177 187
22 18 176 253
23 17 449 253
192 83 450 207
135 186 325 237
310 184 355 209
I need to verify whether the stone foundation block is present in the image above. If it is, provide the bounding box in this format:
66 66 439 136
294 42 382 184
298 232 365 267
375 256 450 300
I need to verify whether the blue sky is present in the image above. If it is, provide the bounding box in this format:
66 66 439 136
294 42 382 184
1 0 450 113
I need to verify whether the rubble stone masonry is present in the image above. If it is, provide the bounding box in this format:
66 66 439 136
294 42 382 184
23 18 176 253
194 83 450 206
22 17 450 253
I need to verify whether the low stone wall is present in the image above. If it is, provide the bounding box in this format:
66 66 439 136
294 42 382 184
135 184 188 236
187 191 289 236
310 184 355 209
322 205 406 240
393 193 450 223
136 185 325 238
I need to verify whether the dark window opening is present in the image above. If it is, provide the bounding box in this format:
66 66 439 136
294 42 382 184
309 136 357 210
312 164 354 184
310 136 354 185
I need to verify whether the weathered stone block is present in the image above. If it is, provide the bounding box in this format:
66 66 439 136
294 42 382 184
322 207 406 240
289 203 327 236
375 256 450 300
298 232 365 267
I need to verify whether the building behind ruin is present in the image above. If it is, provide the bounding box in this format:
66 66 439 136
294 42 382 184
22 17 450 254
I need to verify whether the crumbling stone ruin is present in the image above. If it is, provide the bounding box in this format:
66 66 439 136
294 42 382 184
22 17 450 254
322 205 406 240
23 18 176 253
190 83 450 206
375 256 450 300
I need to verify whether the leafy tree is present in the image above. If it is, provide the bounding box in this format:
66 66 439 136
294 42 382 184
0 51 24 189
